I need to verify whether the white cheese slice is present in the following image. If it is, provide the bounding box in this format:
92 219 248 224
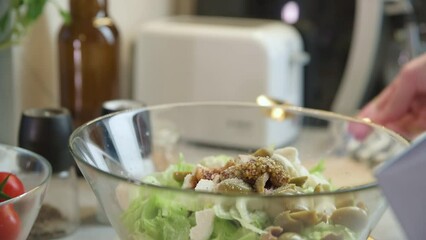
194 179 215 192
189 208 215 240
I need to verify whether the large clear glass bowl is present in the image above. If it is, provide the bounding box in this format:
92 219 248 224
0 144 51 240
69 102 409 240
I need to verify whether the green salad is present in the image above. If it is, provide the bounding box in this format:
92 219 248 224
121 147 368 240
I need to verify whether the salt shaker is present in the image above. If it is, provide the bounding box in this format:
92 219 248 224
18 108 79 239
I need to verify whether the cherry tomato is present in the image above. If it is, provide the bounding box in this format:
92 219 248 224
0 172 25 202
0 204 21 240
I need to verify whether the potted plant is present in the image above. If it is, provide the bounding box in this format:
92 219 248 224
0 1 68 144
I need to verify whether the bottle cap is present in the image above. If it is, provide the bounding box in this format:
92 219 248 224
100 99 152 158
101 99 146 115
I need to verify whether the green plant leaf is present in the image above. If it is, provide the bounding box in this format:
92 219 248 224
0 0 69 49
59 8 71 25
0 10 11 33
24 0 48 26
12 0 23 8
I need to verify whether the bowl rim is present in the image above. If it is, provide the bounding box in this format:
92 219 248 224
0 144 52 206
69 101 410 198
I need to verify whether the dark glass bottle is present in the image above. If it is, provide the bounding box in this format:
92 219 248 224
58 0 120 127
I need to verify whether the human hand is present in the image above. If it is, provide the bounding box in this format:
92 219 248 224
354 53 426 140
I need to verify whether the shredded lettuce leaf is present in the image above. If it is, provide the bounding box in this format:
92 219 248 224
122 152 345 240
309 159 326 174
213 199 269 235
210 217 258 240
141 154 195 188
200 155 232 168
301 222 358 240
122 192 195 240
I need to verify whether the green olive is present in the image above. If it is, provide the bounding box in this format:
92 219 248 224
216 178 253 193
321 233 344 240
260 234 278 240
314 184 331 193
172 171 192 182
255 173 270 193
272 184 303 195
274 211 303 233
334 188 355 208
356 201 368 211
253 148 272 157
330 206 368 232
264 226 283 237
288 176 308 187
278 232 304 240
290 210 321 226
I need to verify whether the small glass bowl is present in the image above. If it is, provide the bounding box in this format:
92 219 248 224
0 144 51 240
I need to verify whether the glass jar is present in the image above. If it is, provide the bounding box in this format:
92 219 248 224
18 108 79 239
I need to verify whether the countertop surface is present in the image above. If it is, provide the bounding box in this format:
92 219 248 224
56 127 409 240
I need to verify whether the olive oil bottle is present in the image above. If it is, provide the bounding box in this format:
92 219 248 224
58 0 120 127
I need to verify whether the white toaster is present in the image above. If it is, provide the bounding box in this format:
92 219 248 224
133 15 308 149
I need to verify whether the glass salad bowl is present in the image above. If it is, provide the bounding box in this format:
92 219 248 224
69 102 409 240
0 144 51 240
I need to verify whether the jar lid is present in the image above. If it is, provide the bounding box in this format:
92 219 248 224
101 99 146 115
18 108 75 173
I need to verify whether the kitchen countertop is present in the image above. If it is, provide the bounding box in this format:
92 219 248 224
58 179 117 240
57 126 409 240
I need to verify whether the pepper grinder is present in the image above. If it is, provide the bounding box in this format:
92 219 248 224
18 108 79 239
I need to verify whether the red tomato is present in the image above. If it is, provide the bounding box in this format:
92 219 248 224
0 172 25 202
0 204 21 240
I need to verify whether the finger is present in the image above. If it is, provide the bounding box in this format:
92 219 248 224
353 54 426 138
357 81 396 122
351 86 396 139
409 101 426 138
384 114 416 139
407 54 426 93
411 94 426 114
347 120 373 140
367 54 426 122
375 76 415 123
384 109 426 140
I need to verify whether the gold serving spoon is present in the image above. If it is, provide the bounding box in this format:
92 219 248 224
256 94 294 121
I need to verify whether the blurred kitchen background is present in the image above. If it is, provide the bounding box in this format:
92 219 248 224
1 0 426 145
